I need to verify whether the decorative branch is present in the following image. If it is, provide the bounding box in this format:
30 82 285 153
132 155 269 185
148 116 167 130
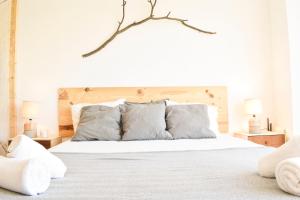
82 0 216 58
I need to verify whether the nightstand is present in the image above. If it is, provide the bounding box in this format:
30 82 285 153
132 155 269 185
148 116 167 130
9 136 62 149
234 131 285 147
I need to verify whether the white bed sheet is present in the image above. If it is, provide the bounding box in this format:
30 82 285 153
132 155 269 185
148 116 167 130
50 134 261 154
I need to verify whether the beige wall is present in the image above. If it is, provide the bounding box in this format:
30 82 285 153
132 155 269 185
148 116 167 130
3 1 300 140
0 0 11 142
14 0 276 136
286 0 300 135
2 0 298 139
269 0 293 135
269 0 300 136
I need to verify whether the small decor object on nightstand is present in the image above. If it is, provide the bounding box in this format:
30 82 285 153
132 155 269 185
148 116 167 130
37 125 49 138
267 117 273 131
22 101 39 138
245 98 262 134
40 129 48 138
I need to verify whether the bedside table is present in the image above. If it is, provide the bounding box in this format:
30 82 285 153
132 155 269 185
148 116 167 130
234 131 285 147
9 136 62 149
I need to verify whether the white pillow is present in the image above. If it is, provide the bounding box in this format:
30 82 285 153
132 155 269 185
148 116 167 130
71 99 126 131
166 100 219 134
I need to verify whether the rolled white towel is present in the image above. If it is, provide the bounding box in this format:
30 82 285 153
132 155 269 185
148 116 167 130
0 156 51 196
7 135 67 178
276 157 300 196
7 134 44 158
258 135 300 178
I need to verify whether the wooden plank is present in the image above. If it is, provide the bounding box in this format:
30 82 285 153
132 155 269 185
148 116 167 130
9 0 17 137
248 135 285 147
58 86 228 138
233 132 285 148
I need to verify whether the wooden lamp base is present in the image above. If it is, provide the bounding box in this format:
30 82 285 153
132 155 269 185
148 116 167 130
24 120 37 138
248 116 261 134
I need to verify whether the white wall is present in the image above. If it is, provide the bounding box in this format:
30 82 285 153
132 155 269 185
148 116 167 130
286 0 300 134
269 0 293 134
15 0 275 136
0 0 11 142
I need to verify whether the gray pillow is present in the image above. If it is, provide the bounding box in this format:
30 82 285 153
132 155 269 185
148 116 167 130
121 102 173 141
72 105 121 141
166 104 216 139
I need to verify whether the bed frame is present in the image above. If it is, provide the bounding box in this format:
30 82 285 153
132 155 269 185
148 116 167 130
58 87 228 138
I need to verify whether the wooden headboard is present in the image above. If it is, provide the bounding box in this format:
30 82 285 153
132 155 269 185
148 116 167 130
58 86 228 138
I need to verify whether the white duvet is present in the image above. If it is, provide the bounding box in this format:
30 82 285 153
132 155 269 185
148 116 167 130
50 134 261 154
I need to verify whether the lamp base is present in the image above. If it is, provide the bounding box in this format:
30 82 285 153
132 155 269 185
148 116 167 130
24 121 37 138
249 117 261 134
23 130 37 138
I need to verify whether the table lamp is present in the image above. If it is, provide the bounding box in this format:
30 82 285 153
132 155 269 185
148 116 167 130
245 98 262 134
22 101 39 138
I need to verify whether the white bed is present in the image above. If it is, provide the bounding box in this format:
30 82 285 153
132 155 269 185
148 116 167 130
4 134 296 199
2 87 288 199
50 134 261 154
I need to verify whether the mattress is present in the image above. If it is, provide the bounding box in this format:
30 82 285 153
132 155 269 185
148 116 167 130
0 136 297 200
49 134 260 154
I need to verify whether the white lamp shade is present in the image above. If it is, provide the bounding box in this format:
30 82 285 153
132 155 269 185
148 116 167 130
22 101 39 119
244 98 262 115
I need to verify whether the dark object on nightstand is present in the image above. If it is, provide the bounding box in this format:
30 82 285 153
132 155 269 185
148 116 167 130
267 118 273 132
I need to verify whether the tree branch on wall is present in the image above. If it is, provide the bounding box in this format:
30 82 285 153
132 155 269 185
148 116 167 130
82 0 216 58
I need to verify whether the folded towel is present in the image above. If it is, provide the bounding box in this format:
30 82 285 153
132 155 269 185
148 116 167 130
7 135 45 158
276 157 300 196
258 135 300 178
0 156 50 196
7 135 67 178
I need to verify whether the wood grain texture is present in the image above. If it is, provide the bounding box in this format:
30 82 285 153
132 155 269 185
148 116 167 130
9 0 17 137
58 87 228 138
8 136 62 149
248 135 285 147
35 137 62 149
234 132 285 148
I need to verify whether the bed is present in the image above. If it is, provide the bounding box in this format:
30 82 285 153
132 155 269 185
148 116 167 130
1 136 298 200
0 87 297 199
